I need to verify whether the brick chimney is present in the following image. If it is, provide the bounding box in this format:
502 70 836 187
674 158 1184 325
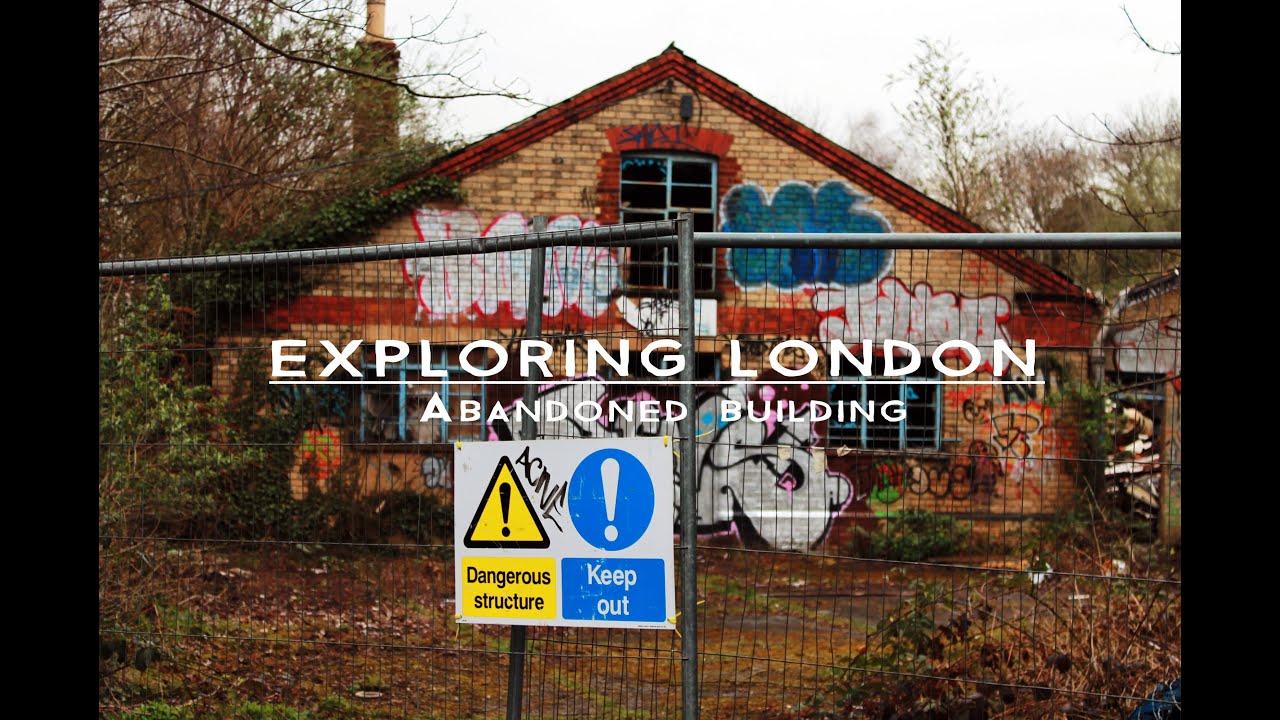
352 0 401 155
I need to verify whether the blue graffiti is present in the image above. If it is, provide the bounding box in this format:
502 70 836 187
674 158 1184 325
622 157 666 171
722 181 891 288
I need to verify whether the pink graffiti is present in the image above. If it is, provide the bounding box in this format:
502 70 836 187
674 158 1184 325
403 210 619 320
814 279 1013 373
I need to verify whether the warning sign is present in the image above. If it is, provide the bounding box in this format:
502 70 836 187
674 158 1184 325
460 557 556 618
463 457 550 548
568 449 655 551
454 437 675 630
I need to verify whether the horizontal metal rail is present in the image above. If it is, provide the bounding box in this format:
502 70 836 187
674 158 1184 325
97 220 679 276
698 231 1182 249
98 229 1181 276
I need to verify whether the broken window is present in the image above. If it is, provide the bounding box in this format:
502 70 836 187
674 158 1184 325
620 152 717 292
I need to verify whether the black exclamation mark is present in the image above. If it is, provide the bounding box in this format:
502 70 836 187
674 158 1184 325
499 483 511 537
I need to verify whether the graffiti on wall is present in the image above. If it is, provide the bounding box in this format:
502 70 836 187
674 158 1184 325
864 396 1057 510
997 359 1064 405
487 380 853 551
299 428 342 483
617 296 677 335
867 442 1004 504
814 279 1014 373
616 296 718 336
985 401 1054 487
1113 316 1181 378
607 124 735 156
954 399 1054 490
944 360 1063 410
404 210 618 320
421 455 451 489
722 181 893 289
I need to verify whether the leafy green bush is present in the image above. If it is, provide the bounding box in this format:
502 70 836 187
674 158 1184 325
1046 380 1123 494
100 294 456 547
849 510 970 562
100 279 268 536
100 279 270 632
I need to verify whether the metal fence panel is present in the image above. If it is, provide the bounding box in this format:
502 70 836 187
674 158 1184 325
99 225 1181 719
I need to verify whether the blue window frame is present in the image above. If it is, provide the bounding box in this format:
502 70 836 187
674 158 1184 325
359 347 488 443
619 152 717 291
828 358 940 450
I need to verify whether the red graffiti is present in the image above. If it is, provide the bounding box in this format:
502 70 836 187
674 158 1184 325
300 429 342 482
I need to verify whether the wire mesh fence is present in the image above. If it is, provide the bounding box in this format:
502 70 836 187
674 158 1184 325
99 220 1181 720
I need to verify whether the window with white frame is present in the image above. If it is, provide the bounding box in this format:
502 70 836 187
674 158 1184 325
828 355 940 449
619 152 717 292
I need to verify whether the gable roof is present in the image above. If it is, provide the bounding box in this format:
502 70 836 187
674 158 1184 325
402 45 1087 298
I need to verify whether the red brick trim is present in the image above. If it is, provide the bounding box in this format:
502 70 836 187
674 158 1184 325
605 124 734 155
595 152 621 225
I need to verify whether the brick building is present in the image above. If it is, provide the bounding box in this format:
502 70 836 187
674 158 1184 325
225 46 1100 552
1102 267 1181 543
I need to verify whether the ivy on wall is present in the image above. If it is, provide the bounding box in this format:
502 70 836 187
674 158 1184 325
232 174 460 254
187 173 462 329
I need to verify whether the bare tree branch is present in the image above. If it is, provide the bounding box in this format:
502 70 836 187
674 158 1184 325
263 0 480 51
100 54 213 67
1123 6 1181 56
100 147 425 208
1091 186 1149 231
1054 114 1180 147
100 0 533 256
100 54 271 94
99 136 302 193
178 0 522 101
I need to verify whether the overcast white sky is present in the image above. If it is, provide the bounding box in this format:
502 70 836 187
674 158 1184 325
385 1 1180 145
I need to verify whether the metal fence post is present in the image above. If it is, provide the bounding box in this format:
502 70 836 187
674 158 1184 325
677 212 700 720
505 215 547 720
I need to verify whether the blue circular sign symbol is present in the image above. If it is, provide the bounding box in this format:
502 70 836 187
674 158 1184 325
567 449 655 551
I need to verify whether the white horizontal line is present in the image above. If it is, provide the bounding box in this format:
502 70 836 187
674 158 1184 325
711 512 847 519
270 380 1046 386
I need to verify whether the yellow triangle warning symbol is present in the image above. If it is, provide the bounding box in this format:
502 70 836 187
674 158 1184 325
463 456 550 549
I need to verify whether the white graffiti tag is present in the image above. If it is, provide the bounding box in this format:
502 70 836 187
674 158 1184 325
615 296 718 337
1112 316 1181 376
697 386 852 551
488 381 852 551
814 279 1013 373
421 456 450 489
403 210 620 320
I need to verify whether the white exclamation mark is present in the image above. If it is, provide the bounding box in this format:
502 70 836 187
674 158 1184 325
601 457 620 542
